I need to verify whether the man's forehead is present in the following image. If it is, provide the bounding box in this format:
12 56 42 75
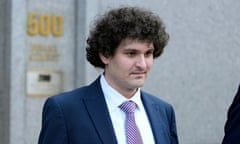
119 38 154 48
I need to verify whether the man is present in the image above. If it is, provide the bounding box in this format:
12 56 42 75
222 84 240 144
38 7 178 144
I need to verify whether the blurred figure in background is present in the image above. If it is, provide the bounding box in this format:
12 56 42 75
222 84 240 144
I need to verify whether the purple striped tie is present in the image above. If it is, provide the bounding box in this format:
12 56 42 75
119 101 143 144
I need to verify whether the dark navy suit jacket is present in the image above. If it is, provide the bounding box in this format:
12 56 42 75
222 84 240 144
38 77 178 144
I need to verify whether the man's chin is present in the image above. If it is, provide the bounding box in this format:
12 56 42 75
133 81 145 88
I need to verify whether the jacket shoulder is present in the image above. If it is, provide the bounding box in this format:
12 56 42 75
48 77 102 106
141 91 173 108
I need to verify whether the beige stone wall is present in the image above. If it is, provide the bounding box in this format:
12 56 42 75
85 1 240 144
9 0 78 143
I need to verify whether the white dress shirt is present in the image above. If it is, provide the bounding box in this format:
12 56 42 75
100 75 155 144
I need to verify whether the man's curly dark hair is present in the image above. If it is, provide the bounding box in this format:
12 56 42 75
86 7 169 68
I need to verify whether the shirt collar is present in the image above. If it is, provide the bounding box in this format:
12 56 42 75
100 74 143 111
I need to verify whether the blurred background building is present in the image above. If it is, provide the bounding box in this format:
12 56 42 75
0 0 240 143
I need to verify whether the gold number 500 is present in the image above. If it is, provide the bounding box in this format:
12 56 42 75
27 13 63 36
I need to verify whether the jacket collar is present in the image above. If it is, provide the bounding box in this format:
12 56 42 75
141 92 169 144
82 77 117 144
82 76 168 144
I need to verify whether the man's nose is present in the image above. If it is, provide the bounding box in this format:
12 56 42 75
135 55 147 69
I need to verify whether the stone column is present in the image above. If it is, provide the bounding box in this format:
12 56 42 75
0 0 11 144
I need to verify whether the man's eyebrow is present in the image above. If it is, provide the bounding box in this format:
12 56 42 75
121 48 138 52
148 47 154 50
122 48 154 53
145 47 154 52
123 48 137 51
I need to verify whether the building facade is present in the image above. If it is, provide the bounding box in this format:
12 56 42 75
0 0 240 143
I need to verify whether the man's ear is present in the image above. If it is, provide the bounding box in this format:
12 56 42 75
99 53 110 64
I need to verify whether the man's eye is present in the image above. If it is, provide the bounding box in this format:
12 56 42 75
126 52 136 56
145 51 153 57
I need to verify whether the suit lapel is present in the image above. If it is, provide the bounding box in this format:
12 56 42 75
83 77 117 144
141 92 168 144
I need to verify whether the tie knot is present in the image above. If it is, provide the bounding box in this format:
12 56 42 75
119 101 137 113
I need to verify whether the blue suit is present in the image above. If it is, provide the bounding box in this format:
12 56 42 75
38 77 178 144
222 85 240 144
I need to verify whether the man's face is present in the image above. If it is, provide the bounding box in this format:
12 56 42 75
100 39 154 97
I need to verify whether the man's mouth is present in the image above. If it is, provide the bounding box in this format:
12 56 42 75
131 71 146 76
